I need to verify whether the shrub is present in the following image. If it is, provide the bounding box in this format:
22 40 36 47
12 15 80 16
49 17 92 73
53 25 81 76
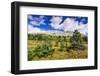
28 50 33 61
30 43 54 58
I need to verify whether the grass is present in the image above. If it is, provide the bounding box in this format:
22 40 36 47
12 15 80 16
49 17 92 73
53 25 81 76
28 40 88 61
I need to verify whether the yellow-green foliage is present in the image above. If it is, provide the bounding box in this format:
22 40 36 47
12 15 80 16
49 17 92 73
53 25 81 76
28 39 88 61
28 33 88 61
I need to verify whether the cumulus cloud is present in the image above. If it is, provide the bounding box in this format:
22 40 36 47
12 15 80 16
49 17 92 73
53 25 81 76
78 23 88 35
62 18 76 31
28 25 46 34
50 16 63 29
62 18 87 32
28 16 88 35
28 15 34 20
50 17 88 35
28 15 45 26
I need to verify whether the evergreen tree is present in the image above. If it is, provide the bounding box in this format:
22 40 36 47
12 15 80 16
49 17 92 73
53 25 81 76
70 30 84 50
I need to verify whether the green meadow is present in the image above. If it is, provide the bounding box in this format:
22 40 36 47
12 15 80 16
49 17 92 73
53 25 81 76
28 30 88 61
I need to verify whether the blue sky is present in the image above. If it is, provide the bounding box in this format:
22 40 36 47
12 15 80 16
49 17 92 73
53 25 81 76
28 15 88 35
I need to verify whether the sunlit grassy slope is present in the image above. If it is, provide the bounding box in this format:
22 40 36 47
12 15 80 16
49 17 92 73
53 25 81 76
28 39 88 61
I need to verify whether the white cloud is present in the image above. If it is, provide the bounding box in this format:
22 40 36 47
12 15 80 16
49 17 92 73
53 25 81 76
29 21 39 26
50 16 62 24
39 19 45 25
28 25 46 34
50 16 63 29
29 16 46 26
80 18 87 23
28 16 88 35
78 23 88 35
62 18 76 31
39 16 44 19
62 18 88 35
50 17 88 35
28 15 34 20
